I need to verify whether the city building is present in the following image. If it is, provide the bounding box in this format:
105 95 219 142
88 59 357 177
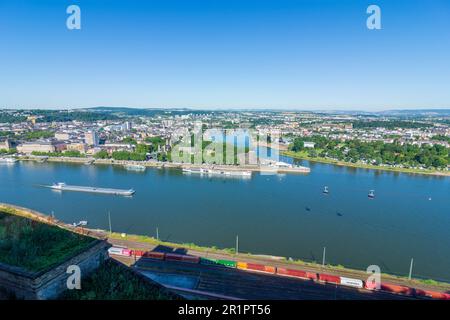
0 139 12 150
84 131 99 146
17 141 56 154
55 132 71 140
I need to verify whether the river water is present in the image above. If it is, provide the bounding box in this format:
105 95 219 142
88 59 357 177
0 158 449 281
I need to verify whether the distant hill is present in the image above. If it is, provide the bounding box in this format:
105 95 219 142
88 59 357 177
378 109 450 116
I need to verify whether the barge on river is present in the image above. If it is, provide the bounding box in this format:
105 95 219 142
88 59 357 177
47 182 135 196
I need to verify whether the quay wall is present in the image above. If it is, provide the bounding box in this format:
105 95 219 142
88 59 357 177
0 203 109 300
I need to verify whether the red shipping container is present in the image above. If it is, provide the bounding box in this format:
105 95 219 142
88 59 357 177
276 267 289 276
365 280 379 290
423 290 447 300
181 255 200 264
414 288 427 298
122 249 132 257
264 266 276 274
133 250 145 257
306 272 318 280
287 269 308 279
142 251 165 260
165 253 184 261
246 263 266 272
318 273 340 284
380 283 414 295
276 268 316 280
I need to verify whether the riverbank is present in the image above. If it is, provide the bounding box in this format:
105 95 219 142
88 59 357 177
18 155 311 174
107 232 450 292
282 151 450 177
0 203 449 291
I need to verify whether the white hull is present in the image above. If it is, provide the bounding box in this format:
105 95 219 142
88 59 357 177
0 158 17 164
48 183 135 196
182 168 251 177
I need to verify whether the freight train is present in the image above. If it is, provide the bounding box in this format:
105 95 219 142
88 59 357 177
108 247 450 300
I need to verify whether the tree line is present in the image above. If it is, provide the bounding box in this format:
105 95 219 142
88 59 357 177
290 136 449 169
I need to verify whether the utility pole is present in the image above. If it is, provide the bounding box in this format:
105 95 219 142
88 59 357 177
408 258 414 280
108 211 112 234
322 247 326 267
236 235 239 255
156 227 159 241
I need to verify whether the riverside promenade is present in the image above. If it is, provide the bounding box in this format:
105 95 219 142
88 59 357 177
18 155 311 174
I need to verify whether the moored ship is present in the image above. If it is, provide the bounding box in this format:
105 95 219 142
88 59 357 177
0 157 17 164
124 164 146 171
182 167 251 177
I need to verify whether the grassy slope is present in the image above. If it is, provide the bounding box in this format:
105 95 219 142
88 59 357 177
60 259 181 300
0 210 95 273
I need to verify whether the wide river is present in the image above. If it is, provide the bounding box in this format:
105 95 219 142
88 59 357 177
1 158 449 282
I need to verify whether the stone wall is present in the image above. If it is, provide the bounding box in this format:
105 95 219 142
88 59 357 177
0 203 110 300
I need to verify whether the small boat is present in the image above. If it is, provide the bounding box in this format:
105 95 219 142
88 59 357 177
0 157 17 164
368 190 375 199
72 221 88 227
336 212 343 217
124 164 146 171
323 186 329 194
305 206 311 212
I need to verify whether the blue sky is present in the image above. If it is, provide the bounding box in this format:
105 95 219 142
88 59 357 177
0 0 449 110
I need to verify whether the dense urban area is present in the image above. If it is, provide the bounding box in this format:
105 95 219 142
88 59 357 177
0 108 449 173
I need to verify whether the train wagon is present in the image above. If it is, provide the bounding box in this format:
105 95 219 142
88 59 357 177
339 277 364 289
108 246 132 257
380 283 415 296
200 257 237 268
276 268 317 280
318 273 340 284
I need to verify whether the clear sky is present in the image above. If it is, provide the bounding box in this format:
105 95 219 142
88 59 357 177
0 0 449 110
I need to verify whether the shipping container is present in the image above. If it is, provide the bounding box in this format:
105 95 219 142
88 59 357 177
306 272 318 280
216 259 237 268
422 290 448 300
237 262 248 270
132 250 145 257
276 267 290 276
200 257 218 265
181 255 200 264
108 247 126 256
276 268 316 280
246 263 266 271
121 249 132 257
364 280 380 290
264 265 276 274
339 277 363 288
142 251 165 260
318 273 340 284
380 283 414 296
165 253 184 261
244 263 276 274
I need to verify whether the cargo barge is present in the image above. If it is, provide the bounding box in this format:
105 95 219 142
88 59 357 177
47 182 135 196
